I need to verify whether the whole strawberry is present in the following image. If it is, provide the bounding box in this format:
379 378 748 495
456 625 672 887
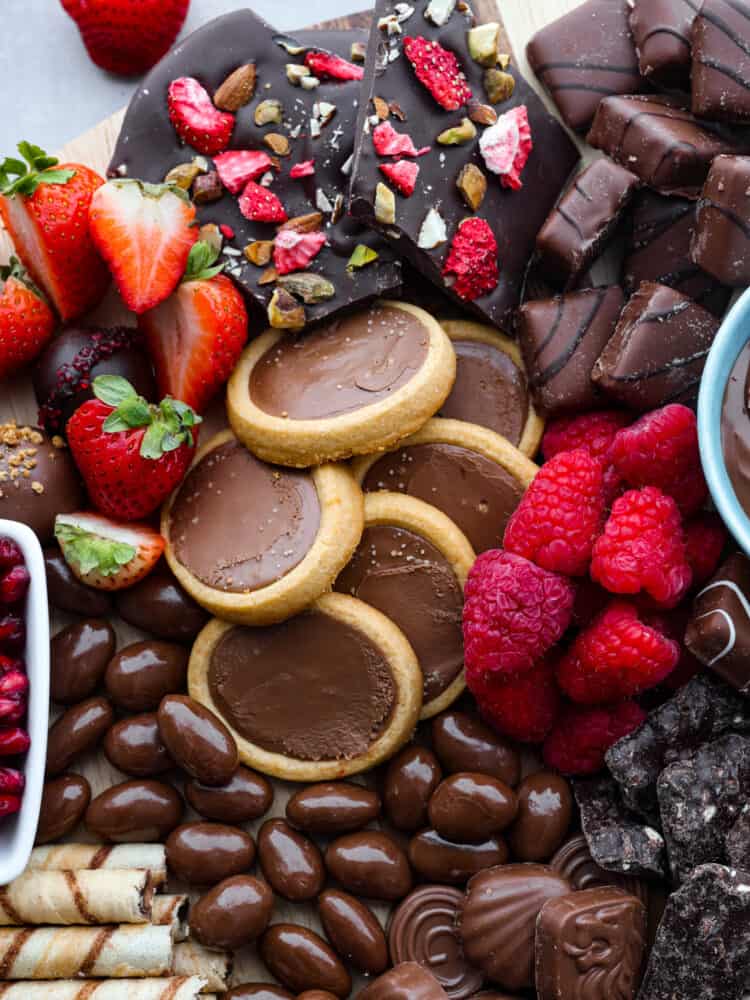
0 258 55 378
61 0 190 76
67 375 201 520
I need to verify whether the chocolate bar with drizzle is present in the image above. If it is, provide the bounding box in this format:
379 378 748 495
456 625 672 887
686 552 750 695
692 154 750 288
628 0 700 90
692 0 750 123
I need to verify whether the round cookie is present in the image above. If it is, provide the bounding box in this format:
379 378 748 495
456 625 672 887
351 419 538 555
188 592 423 781
161 429 363 625
440 319 544 458
334 493 474 720
227 300 456 467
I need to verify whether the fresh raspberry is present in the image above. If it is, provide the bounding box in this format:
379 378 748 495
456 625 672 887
542 410 630 504
403 36 473 111
167 77 234 156
443 218 499 301
0 566 29 606
290 160 315 179
273 230 327 275
470 657 560 743
463 550 576 681
214 150 274 194
379 160 419 196
610 404 707 517
591 487 692 608
683 512 726 586
238 181 287 223
504 449 606 576
0 540 22 572
478 106 533 190
571 578 612 629
543 700 646 775
556 601 679 704
372 122 430 158
304 50 364 81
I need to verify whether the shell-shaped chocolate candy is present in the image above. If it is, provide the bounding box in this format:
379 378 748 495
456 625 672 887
550 834 648 904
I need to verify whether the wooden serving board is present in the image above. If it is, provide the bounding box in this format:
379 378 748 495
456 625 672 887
0 1 584 994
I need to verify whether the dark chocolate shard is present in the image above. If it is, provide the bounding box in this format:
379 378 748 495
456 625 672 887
108 10 401 329
574 774 667 879
517 285 624 418
725 805 750 869
628 0 699 90
526 0 642 133
692 0 750 123
692 154 750 288
591 282 720 412
605 673 750 823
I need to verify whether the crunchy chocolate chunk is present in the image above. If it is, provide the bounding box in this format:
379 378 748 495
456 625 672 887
725 806 750 870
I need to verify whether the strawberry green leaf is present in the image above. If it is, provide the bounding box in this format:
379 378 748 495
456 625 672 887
55 521 136 577
94 375 138 407
0 141 75 197
183 240 225 283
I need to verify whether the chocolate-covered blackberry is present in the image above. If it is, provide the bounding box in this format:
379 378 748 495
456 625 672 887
33 326 155 434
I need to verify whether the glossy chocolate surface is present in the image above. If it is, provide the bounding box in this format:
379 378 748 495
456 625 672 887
85 779 183 842
629 0 696 88
358 962 449 999
721 342 750 522
692 0 750 122
550 834 649 903
325 831 412 901
384 744 443 832
46 697 114 777
50 619 115 705
44 547 113 617
428 772 517 844
258 818 325 901
104 713 173 778
260 924 352 998
166 821 255 885
114 571 209 642
185 765 273 824
190 875 273 950
36 774 91 845
105 640 189 713
286 782 381 835
686 552 750 694
409 828 508 884
507 771 573 862
224 988 294 1000
318 889 388 976
693 155 750 288
157 694 239 787
431 711 520 786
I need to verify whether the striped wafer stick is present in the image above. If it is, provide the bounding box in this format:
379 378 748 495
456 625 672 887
0 870 154 926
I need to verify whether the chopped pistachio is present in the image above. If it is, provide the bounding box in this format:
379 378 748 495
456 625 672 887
254 99 284 126
259 266 279 286
213 63 257 111
437 117 477 145
268 287 306 330
373 96 390 120
263 133 291 156
351 41 367 62
456 163 487 211
417 207 447 249
484 67 515 104
467 22 501 67
278 212 324 234
244 241 274 266
374 183 396 225
301 75 320 90
498 52 511 69
467 99 498 126
424 0 456 25
273 34 306 55
347 244 379 270
286 64 311 86
164 161 203 190
278 272 335 303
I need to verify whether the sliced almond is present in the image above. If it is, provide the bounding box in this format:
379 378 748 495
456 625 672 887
259 266 279 286
244 241 274 266
456 163 487 211
278 212 324 234
214 63 257 111
373 96 390 120
467 99 498 126
263 133 291 156
351 41 367 62
268 287 306 330
374 183 396 225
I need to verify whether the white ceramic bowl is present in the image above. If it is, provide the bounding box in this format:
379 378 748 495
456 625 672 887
0 519 49 885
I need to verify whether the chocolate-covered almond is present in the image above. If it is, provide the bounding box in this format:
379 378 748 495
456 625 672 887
104 713 173 777
50 619 115 705
258 818 324 901
105 640 189 712
432 711 520 787
408 828 508 884
286 782 381 835
325 832 413 901
44 547 113 617
298 993 340 1000
167 821 255 886
36 774 91 844
190 875 273 950
46 696 114 777
384 745 442 832
507 771 573 862
428 773 518 843
225 989 294 1000
115 572 209 642
86 778 183 842
158 694 238 786
185 766 273 823
260 924 352 998
318 889 388 976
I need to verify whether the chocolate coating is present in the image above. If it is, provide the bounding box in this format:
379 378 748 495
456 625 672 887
550 834 648 903
721 343 750 522
36 774 91 845
693 155 750 288
359 963 449 1000
114 571 209 642
507 771 573 862
692 0 750 123
46 697 114 777
384 745 443 832
408 829 508 885
258 819 325 902
318 889 388 976
105 640 189 713
190 875 273 950
104 713 173 778
431 711 519 787
286 783 381 836
629 0 696 88
44 547 113 617
686 553 750 693
325 831 412 901
166 821 255 886
260 924 351 998
50 619 115 705
298 993 339 1000
185 765 273 824
85 779 183 842
158 694 239 787
224 988 294 1000
428 773 517 844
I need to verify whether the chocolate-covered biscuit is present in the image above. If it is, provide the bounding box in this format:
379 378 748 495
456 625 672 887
628 0 698 89
692 155 750 287
686 553 750 693
526 0 642 132
692 0 750 122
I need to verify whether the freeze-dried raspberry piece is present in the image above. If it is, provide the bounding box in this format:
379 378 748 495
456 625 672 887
463 550 576 681
542 410 630 503
683 512 726 586
504 449 606 576
470 657 560 743
478 106 533 190
273 229 327 275
610 404 707 517
543 701 646 775
591 487 692 608
214 150 274 194
372 121 430 158
442 218 499 301
167 77 234 156
290 160 315 179
379 160 419 196
304 50 364 81
403 36 473 111
238 181 287 223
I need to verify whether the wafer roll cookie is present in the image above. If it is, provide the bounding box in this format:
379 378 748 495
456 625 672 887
28 845 167 883
0 870 153 925
151 895 189 940
0 977 206 999
172 941 231 992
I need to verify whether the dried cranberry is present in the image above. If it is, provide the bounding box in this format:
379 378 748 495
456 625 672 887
0 727 30 756
0 566 30 605
0 540 22 572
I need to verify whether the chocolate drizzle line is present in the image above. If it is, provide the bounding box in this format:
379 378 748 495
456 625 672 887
90 846 113 870
80 926 115 975
698 199 750 239
0 890 22 928
0 928 32 979
64 871 98 925
534 287 610 385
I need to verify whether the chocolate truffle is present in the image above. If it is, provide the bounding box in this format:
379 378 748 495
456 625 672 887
686 554 750 693
692 155 750 287
628 0 697 89
692 0 750 122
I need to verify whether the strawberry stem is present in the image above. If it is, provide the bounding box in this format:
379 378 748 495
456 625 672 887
183 240 225 283
0 141 76 197
55 519 136 577
93 376 201 460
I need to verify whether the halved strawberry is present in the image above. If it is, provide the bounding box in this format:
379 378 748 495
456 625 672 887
238 181 287 223
0 142 110 321
89 179 198 314
379 160 419 196
372 122 430 158
214 150 274 194
0 258 55 378
55 512 165 591
304 51 364 81
168 77 234 156
273 230 327 275
290 160 315 179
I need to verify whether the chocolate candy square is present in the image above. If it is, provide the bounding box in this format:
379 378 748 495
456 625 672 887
628 0 698 90
692 0 750 123
535 159 639 289
526 0 642 132
591 282 720 412
692 155 750 288
686 552 750 693
517 285 624 418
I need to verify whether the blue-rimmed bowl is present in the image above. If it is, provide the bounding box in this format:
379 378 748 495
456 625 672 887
698 286 750 553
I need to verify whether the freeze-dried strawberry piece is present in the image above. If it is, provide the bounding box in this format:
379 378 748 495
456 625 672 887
273 229 327 275
238 181 287 223
379 160 419 196
168 77 234 156
305 50 364 81
442 217 498 300
479 105 533 191
290 160 315 179
403 36 473 111
372 121 430 158
214 150 274 194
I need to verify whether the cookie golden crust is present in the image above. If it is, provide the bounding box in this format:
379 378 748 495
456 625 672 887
161 429 364 626
226 300 457 468
440 319 545 458
189 592 423 781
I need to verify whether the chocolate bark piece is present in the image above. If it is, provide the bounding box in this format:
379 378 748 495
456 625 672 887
108 10 400 329
587 94 742 199
526 0 642 133
686 553 750 695
517 286 624 418
628 0 698 90
573 774 666 879
725 806 750 868
692 155 750 288
692 0 750 123
591 282 720 412
622 190 731 317
535 887 647 1000
535 159 640 289
349 0 580 330
639 864 750 1000
605 673 750 823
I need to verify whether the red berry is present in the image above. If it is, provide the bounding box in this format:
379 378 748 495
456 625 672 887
219 224 235 240
0 672 28 699
542 410 630 504
0 616 24 653
478 106 533 191
304 51 364 81
0 697 25 724
0 539 22 572
0 795 22 818
463 550 576 682
0 565 29 605
238 181 287 223
470 658 560 743
379 160 420 196
372 122 430 158
167 77 234 156
0 726 30 756
543 701 646 775
443 218 499 301
273 230 327 276
0 767 24 796
684 512 726 587
290 160 315 179
213 150 274 194
570 578 612 629
590 487 692 608
504 449 607 576
0 656 23 677
403 36 473 111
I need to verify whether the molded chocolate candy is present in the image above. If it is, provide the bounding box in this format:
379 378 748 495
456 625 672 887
692 155 750 287
692 0 750 122
628 0 696 89
686 553 750 693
